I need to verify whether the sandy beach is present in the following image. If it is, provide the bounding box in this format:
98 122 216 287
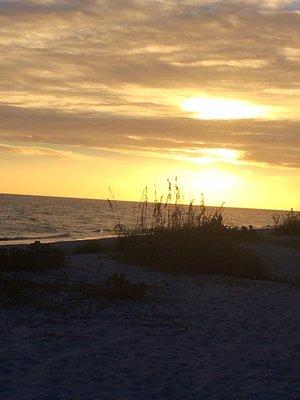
0 234 299 400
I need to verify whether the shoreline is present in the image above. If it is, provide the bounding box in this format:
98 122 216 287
0 227 277 247
0 234 117 247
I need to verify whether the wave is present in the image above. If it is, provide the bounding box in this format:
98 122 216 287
0 232 71 242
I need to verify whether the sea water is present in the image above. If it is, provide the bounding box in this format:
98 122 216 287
0 193 283 245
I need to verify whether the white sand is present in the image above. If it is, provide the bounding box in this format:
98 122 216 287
0 237 299 399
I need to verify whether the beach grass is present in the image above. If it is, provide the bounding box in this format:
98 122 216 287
117 228 266 279
0 240 67 271
73 240 109 254
78 273 146 302
273 209 300 236
0 272 146 310
108 181 266 280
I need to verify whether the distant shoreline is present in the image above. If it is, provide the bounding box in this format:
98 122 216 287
0 235 116 248
0 227 276 249
0 227 277 247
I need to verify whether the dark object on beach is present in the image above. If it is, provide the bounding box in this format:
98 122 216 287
108 180 264 279
0 241 67 271
117 228 266 280
0 272 146 310
78 273 146 301
104 272 146 300
273 209 300 236
73 240 108 254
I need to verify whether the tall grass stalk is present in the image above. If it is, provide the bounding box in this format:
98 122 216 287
273 209 300 236
108 179 225 236
107 180 265 279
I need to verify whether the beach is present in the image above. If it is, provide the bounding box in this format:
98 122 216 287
0 233 299 399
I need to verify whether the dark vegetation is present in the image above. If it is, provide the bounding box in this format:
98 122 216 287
117 229 265 279
0 241 67 271
273 209 300 236
78 273 146 301
73 240 109 254
0 272 146 310
0 277 67 310
109 180 267 280
0 238 145 310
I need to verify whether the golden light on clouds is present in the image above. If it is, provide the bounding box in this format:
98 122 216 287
181 97 269 120
0 0 299 209
171 147 244 166
200 148 242 162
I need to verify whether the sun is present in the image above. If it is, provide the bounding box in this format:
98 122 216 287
178 168 241 205
199 169 238 193
181 97 269 120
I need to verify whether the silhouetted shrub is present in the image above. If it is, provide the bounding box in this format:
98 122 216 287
0 241 67 271
73 240 108 254
77 273 146 301
105 272 146 299
117 228 266 280
108 178 226 235
108 180 265 280
0 276 66 309
273 209 300 236
0 272 146 310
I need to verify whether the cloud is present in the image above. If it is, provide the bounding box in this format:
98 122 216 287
0 142 85 159
0 143 72 157
0 104 299 168
1 1 299 92
0 0 299 168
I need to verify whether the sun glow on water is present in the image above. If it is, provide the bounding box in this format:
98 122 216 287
181 97 269 120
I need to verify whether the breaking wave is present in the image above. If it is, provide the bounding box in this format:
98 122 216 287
0 232 71 242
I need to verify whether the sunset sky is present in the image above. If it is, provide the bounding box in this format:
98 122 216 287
0 0 299 209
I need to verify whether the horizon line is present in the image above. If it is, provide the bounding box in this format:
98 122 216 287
0 191 291 213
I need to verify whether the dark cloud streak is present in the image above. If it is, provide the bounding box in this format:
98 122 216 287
0 104 299 167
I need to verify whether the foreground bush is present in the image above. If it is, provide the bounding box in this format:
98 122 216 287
0 272 146 310
117 228 266 280
0 276 65 309
0 241 67 271
109 179 227 235
77 273 146 301
273 209 300 236
73 240 108 254
108 180 266 280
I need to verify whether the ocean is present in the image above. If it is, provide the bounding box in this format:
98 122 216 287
0 193 282 245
